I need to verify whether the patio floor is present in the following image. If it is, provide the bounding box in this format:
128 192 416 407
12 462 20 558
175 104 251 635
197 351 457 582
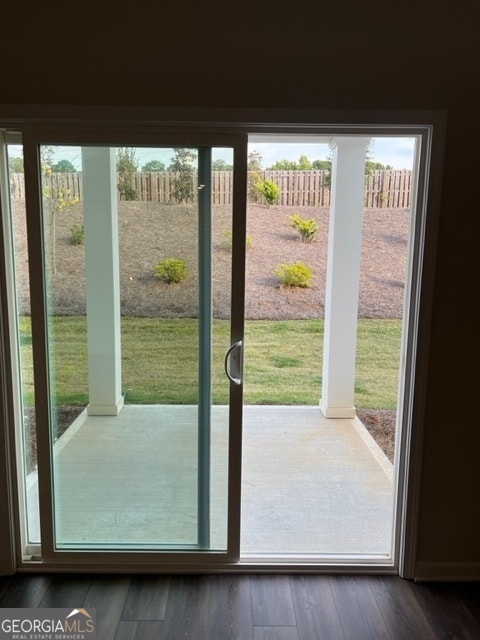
26 405 394 559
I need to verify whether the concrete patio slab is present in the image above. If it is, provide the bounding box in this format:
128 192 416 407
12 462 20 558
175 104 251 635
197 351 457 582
26 405 394 559
241 405 393 557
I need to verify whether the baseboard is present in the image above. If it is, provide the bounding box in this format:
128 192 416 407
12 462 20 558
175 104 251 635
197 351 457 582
414 561 480 581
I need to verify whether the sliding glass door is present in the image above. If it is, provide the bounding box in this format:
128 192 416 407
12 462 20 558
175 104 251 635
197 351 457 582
13 132 247 565
1 112 440 576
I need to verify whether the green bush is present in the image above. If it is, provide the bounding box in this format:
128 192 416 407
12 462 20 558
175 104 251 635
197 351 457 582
247 172 263 203
70 224 84 245
289 213 319 242
258 179 280 206
155 258 188 283
274 262 313 288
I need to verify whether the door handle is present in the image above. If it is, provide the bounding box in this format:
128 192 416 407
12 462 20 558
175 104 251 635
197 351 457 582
224 340 243 385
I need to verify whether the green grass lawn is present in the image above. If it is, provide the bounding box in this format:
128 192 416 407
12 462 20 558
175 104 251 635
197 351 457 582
19 316 402 409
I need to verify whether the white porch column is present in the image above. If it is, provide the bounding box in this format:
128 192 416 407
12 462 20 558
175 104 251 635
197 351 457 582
319 137 370 418
82 147 124 416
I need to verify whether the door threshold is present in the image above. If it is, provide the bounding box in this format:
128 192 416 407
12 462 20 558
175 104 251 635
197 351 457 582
16 557 398 575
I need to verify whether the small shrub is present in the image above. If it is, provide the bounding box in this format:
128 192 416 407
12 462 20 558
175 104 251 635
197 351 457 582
155 258 188 283
274 262 313 288
118 182 138 201
289 214 319 242
224 230 253 250
70 224 84 245
258 179 280 206
247 172 263 203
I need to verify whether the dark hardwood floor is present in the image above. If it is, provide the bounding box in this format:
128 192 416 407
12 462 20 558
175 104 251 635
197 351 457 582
0 573 479 639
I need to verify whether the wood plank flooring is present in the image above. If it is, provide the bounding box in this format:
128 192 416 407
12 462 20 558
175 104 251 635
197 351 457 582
0 573 479 639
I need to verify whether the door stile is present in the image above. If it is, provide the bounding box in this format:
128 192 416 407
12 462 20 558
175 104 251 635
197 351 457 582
21 134 56 560
197 146 212 549
226 140 249 560
0 131 19 574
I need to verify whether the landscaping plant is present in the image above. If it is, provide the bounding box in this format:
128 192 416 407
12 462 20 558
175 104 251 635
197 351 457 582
169 148 197 205
155 258 188 284
70 224 84 245
116 147 139 201
258 179 280 206
289 213 319 242
274 262 313 288
41 146 80 273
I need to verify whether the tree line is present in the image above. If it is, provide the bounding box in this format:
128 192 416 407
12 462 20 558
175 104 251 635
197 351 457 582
8 149 393 175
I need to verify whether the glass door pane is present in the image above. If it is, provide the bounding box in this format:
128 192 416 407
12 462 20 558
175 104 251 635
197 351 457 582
38 144 233 551
1 136 41 552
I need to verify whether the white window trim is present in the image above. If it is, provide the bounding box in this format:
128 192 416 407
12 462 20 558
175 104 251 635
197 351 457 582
0 107 446 577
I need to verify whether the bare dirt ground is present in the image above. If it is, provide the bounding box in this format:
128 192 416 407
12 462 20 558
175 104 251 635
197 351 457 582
14 199 410 464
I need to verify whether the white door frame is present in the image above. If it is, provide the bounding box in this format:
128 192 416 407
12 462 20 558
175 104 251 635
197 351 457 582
0 107 446 576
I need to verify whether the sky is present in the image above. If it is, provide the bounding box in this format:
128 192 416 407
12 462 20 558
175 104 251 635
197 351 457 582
8 137 416 171
249 137 415 169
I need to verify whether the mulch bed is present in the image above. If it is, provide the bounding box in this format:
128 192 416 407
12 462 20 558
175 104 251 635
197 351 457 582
14 200 408 467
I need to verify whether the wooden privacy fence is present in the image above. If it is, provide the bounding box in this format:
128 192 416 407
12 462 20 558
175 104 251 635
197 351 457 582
10 169 412 209
364 169 412 208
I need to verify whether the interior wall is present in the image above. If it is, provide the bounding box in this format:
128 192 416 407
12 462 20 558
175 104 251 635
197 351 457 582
1 1 479 577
